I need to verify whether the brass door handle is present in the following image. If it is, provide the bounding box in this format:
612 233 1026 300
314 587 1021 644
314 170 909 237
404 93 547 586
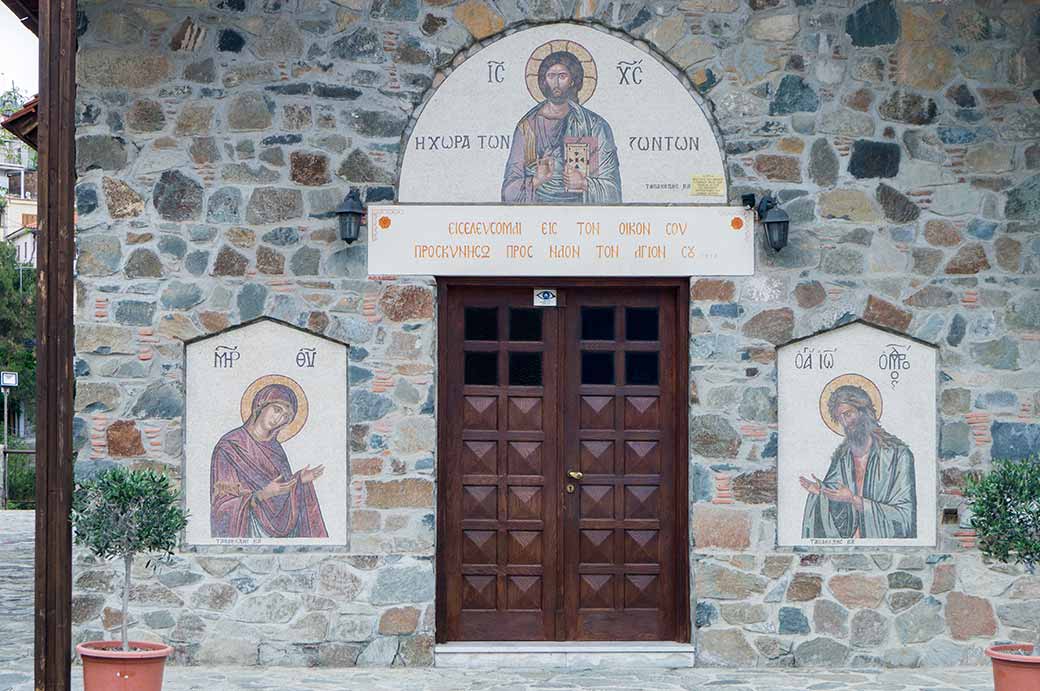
567 470 584 480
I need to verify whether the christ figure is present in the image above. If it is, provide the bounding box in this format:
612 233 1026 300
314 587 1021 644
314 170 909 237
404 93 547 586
502 50 622 204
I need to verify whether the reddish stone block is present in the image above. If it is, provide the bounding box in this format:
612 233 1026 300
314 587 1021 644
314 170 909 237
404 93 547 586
754 154 802 182
364 478 434 509
106 419 146 457
945 244 991 274
199 310 230 333
692 506 751 550
924 220 961 247
863 295 912 332
946 591 996 640
351 457 383 476
742 308 794 345
828 574 887 609
930 563 956 594
379 284 434 321
787 573 823 601
692 279 736 302
794 281 826 308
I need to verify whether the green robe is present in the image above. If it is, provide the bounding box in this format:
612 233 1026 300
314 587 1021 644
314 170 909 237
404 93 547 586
802 434 917 539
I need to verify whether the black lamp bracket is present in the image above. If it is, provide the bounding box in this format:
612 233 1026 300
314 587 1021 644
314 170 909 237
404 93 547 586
756 195 778 220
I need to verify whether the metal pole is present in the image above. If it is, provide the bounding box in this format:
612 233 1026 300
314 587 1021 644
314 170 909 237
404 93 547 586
2 389 8 510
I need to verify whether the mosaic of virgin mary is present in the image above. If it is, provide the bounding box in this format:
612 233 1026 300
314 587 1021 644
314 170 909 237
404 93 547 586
210 375 328 539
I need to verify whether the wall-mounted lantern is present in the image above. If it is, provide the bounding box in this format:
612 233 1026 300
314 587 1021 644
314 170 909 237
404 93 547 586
335 189 365 244
742 193 791 252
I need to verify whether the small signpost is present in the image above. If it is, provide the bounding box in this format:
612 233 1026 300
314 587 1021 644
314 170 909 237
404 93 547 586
1 371 17 510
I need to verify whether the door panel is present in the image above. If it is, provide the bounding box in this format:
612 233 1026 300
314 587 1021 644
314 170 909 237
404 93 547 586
441 283 682 642
443 289 559 641
562 289 678 641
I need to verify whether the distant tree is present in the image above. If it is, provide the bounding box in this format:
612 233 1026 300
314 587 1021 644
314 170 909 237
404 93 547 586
0 82 37 431
0 83 37 168
0 242 36 425
0 83 29 116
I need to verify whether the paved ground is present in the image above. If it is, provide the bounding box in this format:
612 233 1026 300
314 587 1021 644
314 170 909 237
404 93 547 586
0 511 33 691
65 666 999 690
4 665 999 691
0 511 996 690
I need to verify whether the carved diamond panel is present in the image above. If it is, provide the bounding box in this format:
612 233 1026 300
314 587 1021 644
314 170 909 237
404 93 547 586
462 485 497 520
464 396 498 430
462 574 497 610
462 530 497 564
508 397 543 431
624 530 659 564
580 396 614 429
507 530 543 565
579 529 614 564
579 484 614 519
579 574 614 610
624 396 660 429
507 575 542 611
507 441 542 475
624 441 659 474
580 440 614 475
462 440 497 475
507 486 543 520
625 485 659 519
624 574 659 609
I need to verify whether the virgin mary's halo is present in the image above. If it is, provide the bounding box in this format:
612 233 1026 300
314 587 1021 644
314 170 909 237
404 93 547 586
240 374 310 443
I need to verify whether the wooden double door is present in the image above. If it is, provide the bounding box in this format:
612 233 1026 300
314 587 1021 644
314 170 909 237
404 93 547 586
437 280 689 642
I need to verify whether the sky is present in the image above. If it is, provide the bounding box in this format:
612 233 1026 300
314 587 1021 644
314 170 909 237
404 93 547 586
0 6 37 98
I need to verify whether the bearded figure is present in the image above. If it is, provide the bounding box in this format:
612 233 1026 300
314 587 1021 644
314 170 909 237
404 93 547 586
502 50 622 204
210 383 327 539
800 384 917 539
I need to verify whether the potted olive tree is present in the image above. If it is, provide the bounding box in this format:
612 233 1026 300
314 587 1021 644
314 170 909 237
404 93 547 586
72 467 188 691
966 454 1040 691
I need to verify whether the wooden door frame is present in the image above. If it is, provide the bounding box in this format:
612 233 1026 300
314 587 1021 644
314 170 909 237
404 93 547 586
435 277 691 643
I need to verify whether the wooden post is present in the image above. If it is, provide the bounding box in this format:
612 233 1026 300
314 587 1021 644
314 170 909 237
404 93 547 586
35 0 77 689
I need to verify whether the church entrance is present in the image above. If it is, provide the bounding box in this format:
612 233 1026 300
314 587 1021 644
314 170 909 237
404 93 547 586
436 279 689 642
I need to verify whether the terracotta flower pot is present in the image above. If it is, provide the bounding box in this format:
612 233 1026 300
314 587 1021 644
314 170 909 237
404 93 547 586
77 641 172 691
987 644 1040 691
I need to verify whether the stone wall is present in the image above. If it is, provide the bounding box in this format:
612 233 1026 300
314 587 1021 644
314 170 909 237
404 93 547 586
72 0 1039 668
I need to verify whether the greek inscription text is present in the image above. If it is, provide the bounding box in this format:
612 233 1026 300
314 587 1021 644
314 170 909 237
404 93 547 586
629 136 700 152
214 345 240 369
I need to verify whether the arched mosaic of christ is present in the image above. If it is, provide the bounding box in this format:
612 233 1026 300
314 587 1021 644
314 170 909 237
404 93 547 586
502 40 622 204
210 374 328 539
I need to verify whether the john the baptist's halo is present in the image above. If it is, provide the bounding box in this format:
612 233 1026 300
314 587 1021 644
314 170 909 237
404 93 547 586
818 373 883 437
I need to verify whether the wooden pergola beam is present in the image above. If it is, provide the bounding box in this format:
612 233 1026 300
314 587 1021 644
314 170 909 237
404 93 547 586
34 0 76 689
1 0 39 35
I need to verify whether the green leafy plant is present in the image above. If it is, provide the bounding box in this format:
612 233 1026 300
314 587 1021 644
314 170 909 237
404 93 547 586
72 468 188 651
5 439 35 509
966 454 1040 653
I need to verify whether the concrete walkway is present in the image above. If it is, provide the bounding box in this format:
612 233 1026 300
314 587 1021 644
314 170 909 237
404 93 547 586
0 511 34 691
0 511 996 690
5 665 999 691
